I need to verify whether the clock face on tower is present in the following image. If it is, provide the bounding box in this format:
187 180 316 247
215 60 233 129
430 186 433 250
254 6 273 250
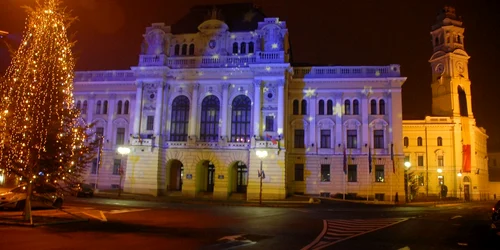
456 61 465 73
435 63 444 74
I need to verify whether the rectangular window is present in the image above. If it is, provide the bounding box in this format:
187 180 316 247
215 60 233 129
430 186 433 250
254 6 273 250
418 155 424 167
265 116 274 132
374 130 384 149
320 130 331 148
91 158 97 174
321 164 330 182
113 159 121 175
96 127 104 139
347 130 357 149
348 164 357 182
437 155 444 167
295 164 304 181
375 165 384 182
116 128 125 145
417 174 424 186
294 129 305 148
146 116 154 131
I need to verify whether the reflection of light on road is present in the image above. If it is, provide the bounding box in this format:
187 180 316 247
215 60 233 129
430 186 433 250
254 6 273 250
333 103 344 118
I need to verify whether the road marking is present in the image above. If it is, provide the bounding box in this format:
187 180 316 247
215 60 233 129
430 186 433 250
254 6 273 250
302 217 409 250
106 208 149 214
82 210 107 222
291 208 310 213
451 215 462 220
398 247 411 250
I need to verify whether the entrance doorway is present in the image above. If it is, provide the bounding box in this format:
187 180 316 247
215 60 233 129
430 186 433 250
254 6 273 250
207 162 215 192
168 160 183 191
463 176 471 201
235 162 248 193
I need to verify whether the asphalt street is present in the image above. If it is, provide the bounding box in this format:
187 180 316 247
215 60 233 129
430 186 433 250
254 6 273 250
0 197 498 250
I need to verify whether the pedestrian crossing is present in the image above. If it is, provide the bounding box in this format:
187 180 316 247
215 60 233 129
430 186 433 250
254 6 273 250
302 217 409 250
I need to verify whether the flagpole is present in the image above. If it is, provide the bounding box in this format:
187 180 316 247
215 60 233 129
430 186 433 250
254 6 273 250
390 143 395 203
367 147 371 201
343 144 347 200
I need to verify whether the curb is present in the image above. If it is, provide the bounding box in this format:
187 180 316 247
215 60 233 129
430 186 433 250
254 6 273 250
0 217 89 227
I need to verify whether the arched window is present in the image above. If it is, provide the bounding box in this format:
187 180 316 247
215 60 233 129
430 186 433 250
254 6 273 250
458 86 468 117
124 100 129 114
174 44 180 55
240 42 246 54
248 42 254 53
457 35 462 44
76 100 81 110
318 100 325 115
102 100 108 115
327 100 333 115
231 95 252 142
181 44 187 55
117 100 123 114
200 95 220 142
188 44 195 55
292 100 299 115
301 99 307 115
344 100 351 115
170 95 190 141
437 137 443 146
82 100 88 114
379 100 385 115
404 137 409 147
96 101 101 114
417 137 423 146
233 42 238 54
370 99 377 115
353 100 359 115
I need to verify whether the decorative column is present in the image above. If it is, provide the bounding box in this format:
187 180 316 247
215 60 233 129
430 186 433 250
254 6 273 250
220 83 229 139
361 94 369 153
335 94 343 151
276 80 285 136
153 82 164 136
107 94 116 145
87 94 95 125
309 94 317 151
253 80 262 138
188 83 199 138
132 82 143 136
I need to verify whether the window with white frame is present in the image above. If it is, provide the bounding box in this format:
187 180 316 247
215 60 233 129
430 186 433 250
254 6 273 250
418 155 424 167
374 129 384 149
146 116 154 131
327 100 333 115
375 165 384 182
347 129 357 149
116 128 125 145
231 95 252 141
294 129 305 148
113 159 121 175
353 100 359 115
200 95 220 142
370 99 377 115
379 100 386 115
318 100 325 115
170 95 190 141
265 115 274 132
438 155 444 167
320 129 331 148
321 164 330 182
344 100 351 115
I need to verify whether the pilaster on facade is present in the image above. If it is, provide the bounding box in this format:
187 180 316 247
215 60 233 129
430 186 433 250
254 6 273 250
132 82 144 136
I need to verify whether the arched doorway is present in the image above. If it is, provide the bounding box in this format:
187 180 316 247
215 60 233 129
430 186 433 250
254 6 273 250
196 161 215 193
235 162 248 193
463 176 471 201
168 160 183 191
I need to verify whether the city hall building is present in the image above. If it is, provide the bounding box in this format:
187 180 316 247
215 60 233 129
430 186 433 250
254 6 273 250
74 4 487 201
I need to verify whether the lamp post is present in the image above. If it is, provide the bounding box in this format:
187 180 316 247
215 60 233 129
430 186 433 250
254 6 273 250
256 150 268 205
437 168 443 199
457 171 462 200
404 161 411 203
117 146 131 197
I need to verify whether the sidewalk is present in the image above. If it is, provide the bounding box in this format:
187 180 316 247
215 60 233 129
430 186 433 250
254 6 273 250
310 195 481 207
91 190 321 207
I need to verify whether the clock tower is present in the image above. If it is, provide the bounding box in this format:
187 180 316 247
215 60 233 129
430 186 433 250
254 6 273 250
429 6 472 118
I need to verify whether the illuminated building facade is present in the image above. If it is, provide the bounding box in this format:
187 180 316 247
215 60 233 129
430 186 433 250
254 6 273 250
402 7 489 201
75 4 490 201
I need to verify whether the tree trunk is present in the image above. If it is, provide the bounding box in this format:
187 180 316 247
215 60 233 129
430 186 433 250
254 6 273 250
23 181 33 224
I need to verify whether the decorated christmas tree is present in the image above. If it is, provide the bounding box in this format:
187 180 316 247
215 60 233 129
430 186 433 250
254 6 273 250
0 0 95 221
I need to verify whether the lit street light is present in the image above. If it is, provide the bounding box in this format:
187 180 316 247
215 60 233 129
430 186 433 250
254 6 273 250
256 150 268 205
404 161 411 203
0 30 8 38
117 146 130 197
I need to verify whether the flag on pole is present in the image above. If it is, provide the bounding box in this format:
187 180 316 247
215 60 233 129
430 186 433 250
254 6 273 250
391 143 395 173
368 147 372 173
343 146 347 175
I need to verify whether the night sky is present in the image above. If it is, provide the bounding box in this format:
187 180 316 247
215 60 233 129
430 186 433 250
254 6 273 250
1 0 499 149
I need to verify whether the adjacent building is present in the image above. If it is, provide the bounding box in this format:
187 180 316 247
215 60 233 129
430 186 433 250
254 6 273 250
74 4 487 201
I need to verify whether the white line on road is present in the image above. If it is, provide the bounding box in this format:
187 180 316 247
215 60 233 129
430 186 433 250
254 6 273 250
451 215 462 220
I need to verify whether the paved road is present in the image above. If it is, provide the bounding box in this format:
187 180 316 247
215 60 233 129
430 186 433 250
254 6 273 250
0 197 498 249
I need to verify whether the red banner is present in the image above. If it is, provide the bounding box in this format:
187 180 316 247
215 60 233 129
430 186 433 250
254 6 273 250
462 144 471 173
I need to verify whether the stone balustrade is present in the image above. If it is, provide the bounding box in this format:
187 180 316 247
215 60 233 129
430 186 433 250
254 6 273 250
293 64 401 78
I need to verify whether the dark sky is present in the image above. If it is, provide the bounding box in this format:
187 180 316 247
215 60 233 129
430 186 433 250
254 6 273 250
1 0 499 149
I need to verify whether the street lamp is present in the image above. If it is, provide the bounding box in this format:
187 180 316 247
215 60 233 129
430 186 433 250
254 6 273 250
256 150 268 205
117 146 130 197
404 161 411 203
457 171 463 200
0 30 8 38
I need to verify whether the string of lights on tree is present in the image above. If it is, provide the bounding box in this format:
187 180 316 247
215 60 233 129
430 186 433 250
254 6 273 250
0 0 94 186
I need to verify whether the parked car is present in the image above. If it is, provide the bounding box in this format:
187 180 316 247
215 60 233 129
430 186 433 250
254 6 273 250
70 183 94 197
0 184 64 210
491 200 500 233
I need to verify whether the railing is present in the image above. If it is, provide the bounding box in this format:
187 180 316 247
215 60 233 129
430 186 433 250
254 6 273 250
74 70 136 82
293 65 401 78
130 138 152 146
138 51 285 68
